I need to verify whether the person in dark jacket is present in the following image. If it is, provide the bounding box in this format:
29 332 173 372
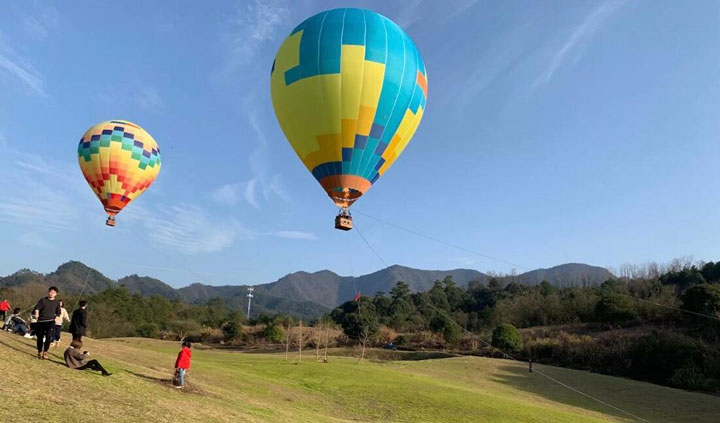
64 339 111 376
33 286 61 359
69 300 88 341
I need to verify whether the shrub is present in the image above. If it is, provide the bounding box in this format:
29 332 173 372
135 323 159 338
222 320 241 341
595 293 638 322
492 323 523 352
264 324 284 343
377 326 398 344
669 365 710 391
443 322 461 348
201 327 225 344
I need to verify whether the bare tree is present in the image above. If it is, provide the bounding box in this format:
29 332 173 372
313 321 324 361
297 320 303 363
323 322 331 363
285 322 291 361
274 315 295 362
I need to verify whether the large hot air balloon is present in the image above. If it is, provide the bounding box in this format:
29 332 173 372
270 8 427 230
77 120 161 226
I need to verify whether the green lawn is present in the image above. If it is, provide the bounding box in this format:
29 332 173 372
0 331 717 422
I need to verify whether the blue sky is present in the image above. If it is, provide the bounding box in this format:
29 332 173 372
1 0 718 288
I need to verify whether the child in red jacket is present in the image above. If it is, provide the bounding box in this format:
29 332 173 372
174 340 192 389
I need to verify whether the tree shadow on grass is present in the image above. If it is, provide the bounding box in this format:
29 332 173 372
491 362 652 423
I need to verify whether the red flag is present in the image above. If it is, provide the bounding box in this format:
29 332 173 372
353 292 361 302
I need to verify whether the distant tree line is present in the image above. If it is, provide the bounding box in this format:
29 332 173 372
329 261 720 392
3 260 719 392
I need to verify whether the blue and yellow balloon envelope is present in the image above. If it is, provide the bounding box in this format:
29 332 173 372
271 8 427 209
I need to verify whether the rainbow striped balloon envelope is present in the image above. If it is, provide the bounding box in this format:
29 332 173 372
77 120 161 226
270 8 427 209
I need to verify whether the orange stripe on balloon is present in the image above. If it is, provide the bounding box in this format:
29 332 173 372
416 71 428 97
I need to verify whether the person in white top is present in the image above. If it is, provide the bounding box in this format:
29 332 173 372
51 300 70 348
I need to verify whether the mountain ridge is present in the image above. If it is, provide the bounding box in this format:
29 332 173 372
0 261 614 316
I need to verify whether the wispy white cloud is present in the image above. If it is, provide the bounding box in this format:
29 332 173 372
224 0 290 72
262 174 289 203
394 0 425 29
0 147 84 230
234 109 291 209
212 183 243 206
96 84 162 110
442 0 480 22
247 0 290 41
18 232 54 249
217 1 290 210
130 87 162 109
134 264 244 277
14 153 77 185
451 256 478 266
533 0 624 90
244 178 260 208
0 34 46 96
137 204 254 255
270 230 316 240
127 202 315 254
455 23 535 108
23 8 59 40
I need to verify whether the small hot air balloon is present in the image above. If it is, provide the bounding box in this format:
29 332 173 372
270 8 427 230
77 120 161 226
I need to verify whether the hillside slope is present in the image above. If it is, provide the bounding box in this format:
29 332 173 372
118 274 179 300
1 332 718 423
516 263 613 286
177 266 487 310
0 261 614 314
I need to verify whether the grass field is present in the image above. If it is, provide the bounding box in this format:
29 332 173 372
1 331 718 422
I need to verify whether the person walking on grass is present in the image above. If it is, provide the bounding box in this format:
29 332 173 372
51 299 70 348
0 298 10 325
174 340 192 389
33 286 61 359
64 339 111 376
69 300 88 341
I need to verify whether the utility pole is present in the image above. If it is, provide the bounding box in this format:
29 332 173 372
246 287 254 320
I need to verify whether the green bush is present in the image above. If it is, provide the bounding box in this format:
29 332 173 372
135 323 159 338
492 323 523 352
669 365 710 391
595 293 638 322
264 324 284 343
222 321 241 342
443 323 461 348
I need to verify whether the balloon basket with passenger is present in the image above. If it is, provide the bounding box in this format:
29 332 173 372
335 208 353 231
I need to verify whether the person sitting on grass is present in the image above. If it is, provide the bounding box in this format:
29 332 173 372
174 340 192 389
63 339 111 377
3 308 28 335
